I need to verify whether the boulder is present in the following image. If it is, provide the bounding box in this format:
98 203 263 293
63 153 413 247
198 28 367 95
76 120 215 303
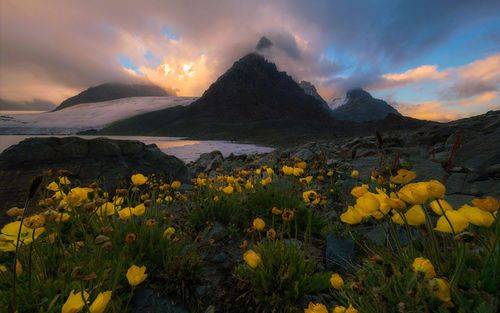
0 137 188 212
190 151 224 173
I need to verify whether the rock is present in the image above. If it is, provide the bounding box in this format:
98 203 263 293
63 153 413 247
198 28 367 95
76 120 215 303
0 137 188 213
446 173 469 194
131 287 188 313
325 233 355 272
445 194 475 208
290 148 315 161
191 151 224 173
211 252 228 264
412 158 446 181
486 164 500 177
350 156 379 177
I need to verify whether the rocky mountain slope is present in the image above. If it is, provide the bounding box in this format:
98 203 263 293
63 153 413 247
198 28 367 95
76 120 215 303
299 81 328 107
96 53 336 143
330 88 401 122
55 83 170 111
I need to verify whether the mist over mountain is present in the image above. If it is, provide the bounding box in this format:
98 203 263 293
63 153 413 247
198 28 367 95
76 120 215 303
330 88 401 122
0 98 55 111
55 83 170 111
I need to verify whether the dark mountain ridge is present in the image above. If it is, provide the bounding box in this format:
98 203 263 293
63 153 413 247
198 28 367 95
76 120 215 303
94 54 431 145
331 88 401 122
55 82 169 111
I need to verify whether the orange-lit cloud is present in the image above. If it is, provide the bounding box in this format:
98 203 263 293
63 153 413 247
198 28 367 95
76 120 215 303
396 101 465 122
382 65 447 84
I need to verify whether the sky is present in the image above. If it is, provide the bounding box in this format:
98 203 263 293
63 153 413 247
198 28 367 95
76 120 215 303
0 0 499 121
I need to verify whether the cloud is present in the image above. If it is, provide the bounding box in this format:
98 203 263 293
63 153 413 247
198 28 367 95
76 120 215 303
1 0 499 104
395 101 465 122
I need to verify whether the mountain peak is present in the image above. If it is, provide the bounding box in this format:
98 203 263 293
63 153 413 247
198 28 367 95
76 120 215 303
255 36 273 51
330 88 400 122
55 82 169 111
346 88 372 100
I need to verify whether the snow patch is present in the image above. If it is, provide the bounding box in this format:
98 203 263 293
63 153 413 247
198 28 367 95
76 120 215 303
0 96 197 135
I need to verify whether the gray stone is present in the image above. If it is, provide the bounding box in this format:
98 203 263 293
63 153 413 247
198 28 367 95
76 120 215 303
412 158 446 181
212 252 228 264
445 194 475 208
290 148 315 161
446 173 468 194
132 287 188 313
191 150 224 173
325 233 355 272
350 156 379 177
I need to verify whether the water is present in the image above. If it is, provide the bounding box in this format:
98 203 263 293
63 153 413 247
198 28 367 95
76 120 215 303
0 135 274 163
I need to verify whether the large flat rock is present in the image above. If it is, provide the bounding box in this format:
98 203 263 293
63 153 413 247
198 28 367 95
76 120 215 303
0 137 188 212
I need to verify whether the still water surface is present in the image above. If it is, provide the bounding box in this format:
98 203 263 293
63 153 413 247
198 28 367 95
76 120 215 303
0 135 274 162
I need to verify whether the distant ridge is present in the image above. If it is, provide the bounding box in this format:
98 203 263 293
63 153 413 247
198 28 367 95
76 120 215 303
55 82 169 111
330 88 401 122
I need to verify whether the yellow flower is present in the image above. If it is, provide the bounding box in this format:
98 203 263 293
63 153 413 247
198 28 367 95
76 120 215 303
429 199 453 215
429 278 451 302
354 193 380 215
261 177 272 186
458 204 494 227
472 196 499 213
245 180 254 189
243 250 261 268
59 176 71 185
340 206 363 225
271 207 283 215
330 273 344 289
66 187 92 206
171 180 181 189
0 264 7 272
126 265 147 287
118 208 133 220
350 185 369 198
387 192 406 210
412 257 436 279
252 218 266 231
266 228 276 240
89 291 112 313
295 161 307 170
303 190 320 205
163 227 175 239
6 207 24 217
427 180 446 198
405 205 426 226
346 305 359 313
0 221 45 251
61 290 90 313
15 260 22 275
47 181 59 191
96 202 116 217
282 165 294 175
282 209 295 222
131 173 148 186
333 306 346 313
266 168 274 176
299 176 313 184
390 169 416 184
131 203 146 217
293 167 304 176
350 170 359 178
391 211 405 225
398 182 429 204
435 211 469 234
222 185 234 195
327 170 334 177
304 302 328 313
23 214 46 228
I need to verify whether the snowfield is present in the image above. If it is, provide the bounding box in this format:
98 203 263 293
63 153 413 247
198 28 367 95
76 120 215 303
0 96 197 134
